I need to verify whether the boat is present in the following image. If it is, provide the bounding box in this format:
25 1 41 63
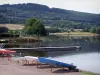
12 56 38 64
0 39 8 43
24 56 38 62
38 57 76 70
0 49 16 54
0 49 16 61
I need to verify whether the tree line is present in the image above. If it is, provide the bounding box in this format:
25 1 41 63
89 26 100 34
0 18 100 36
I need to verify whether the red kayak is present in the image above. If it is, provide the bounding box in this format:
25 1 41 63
0 49 16 54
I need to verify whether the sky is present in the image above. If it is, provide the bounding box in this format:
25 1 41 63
0 0 100 14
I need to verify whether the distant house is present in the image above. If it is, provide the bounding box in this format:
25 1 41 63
73 29 83 32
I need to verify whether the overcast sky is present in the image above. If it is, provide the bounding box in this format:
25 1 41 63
0 0 100 14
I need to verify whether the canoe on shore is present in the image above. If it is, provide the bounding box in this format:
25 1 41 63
38 57 76 70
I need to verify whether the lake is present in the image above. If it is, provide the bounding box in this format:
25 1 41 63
2 35 100 73
46 36 100 73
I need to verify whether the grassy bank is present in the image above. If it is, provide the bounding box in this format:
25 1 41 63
51 32 99 36
1 37 40 43
15 37 39 42
81 71 100 75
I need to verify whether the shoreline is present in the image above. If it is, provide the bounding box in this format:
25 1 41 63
80 70 100 75
50 32 100 36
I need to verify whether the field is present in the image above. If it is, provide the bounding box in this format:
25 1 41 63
0 24 24 30
51 32 98 36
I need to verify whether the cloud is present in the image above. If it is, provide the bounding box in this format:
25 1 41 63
0 0 10 4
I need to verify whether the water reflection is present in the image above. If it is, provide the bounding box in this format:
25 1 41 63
2 36 100 48
1 36 100 56
15 51 47 57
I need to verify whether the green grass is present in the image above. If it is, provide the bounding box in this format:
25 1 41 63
81 71 100 75
53 32 95 36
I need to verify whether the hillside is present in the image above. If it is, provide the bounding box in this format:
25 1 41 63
0 3 100 29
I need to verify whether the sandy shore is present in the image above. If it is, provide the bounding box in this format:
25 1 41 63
0 57 86 75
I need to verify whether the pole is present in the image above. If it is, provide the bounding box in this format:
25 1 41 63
50 65 53 72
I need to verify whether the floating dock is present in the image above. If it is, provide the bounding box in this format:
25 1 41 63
5 46 81 52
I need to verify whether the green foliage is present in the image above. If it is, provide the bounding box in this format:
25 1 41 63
96 27 100 34
90 27 96 33
8 30 13 34
0 27 8 33
24 18 47 36
46 27 60 33
8 30 20 35
83 27 89 32
89 26 100 34
81 71 99 75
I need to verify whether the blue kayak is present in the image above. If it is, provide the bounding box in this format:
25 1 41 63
38 57 76 70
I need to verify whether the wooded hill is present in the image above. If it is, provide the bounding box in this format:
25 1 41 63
0 3 100 29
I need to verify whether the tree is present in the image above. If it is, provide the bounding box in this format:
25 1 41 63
0 27 8 34
83 27 89 32
89 26 100 34
24 18 47 38
90 27 96 33
96 27 100 34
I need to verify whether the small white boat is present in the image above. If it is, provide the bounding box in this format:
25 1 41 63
12 56 38 64
24 56 38 60
24 56 38 64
